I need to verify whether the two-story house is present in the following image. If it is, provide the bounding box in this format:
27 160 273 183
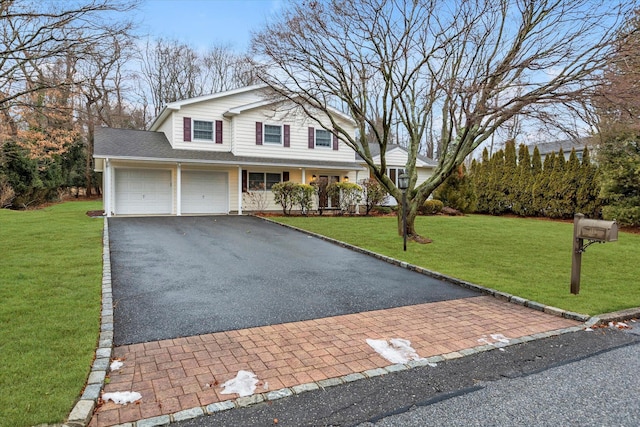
94 84 366 216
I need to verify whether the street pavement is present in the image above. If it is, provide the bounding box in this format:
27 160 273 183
172 326 639 427
361 331 640 426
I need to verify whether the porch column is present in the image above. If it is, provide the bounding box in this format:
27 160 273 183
176 163 182 216
237 165 243 215
104 158 111 217
301 168 306 184
354 170 360 214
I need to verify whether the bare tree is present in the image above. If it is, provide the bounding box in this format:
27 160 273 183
139 38 202 116
593 8 640 138
139 39 256 117
76 28 141 196
201 43 260 93
252 0 632 242
0 0 137 119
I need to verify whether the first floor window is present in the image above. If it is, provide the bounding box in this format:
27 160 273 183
387 168 405 186
315 129 332 148
193 120 214 140
248 172 282 190
264 125 282 144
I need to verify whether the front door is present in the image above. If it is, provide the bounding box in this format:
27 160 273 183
317 175 340 209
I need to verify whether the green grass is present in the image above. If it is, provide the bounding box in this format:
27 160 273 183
0 201 103 427
273 215 640 315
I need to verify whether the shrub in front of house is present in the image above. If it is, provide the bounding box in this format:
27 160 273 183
419 199 444 215
360 178 387 215
327 182 362 215
272 181 298 215
294 183 316 215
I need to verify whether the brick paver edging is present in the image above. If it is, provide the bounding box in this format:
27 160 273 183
258 216 594 324
66 217 114 427
94 322 588 427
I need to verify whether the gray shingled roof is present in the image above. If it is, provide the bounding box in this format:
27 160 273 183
94 127 365 170
531 137 593 155
355 143 437 167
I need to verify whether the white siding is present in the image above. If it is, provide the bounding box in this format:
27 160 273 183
152 88 358 166
417 168 434 186
382 148 410 166
232 108 356 163
158 118 174 146
170 91 262 151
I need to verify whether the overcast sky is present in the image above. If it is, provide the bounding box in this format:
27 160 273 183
136 0 285 52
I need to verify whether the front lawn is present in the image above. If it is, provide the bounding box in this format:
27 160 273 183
272 215 640 315
0 201 103 427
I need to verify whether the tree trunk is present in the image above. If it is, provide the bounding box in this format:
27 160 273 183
85 106 95 197
397 197 432 244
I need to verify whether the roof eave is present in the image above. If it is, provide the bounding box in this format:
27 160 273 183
94 154 366 170
148 106 177 131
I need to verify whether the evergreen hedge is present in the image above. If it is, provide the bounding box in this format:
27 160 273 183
438 141 602 219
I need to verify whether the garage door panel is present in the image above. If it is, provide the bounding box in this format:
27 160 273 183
115 169 172 215
181 171 228 214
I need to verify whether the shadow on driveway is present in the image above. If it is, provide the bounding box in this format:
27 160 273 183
108 216 479 345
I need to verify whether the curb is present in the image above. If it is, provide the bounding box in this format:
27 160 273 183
65 217 114 427
596 307 640 323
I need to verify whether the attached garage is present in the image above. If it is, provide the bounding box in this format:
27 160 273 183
181 171 228 214
114 169 172 215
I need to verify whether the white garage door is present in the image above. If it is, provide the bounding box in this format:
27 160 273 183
114 169 172 215
181 171 228 214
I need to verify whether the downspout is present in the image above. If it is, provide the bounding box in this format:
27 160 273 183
176 163 182 216
237 165 243 215
355 169 360 215
104 158 111 217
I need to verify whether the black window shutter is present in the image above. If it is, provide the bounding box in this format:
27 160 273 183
215 120 223 144
308 127 315 149
256 122 263 145
242 170 248 192
284 124 290 147
283 171 290 182
183 117 191 142
333 132 339 150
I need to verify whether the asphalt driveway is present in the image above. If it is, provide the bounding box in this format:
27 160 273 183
108 216 479 345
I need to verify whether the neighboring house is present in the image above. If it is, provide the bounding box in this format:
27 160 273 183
358 143 437 205
530 137 594 162
94 84 365 216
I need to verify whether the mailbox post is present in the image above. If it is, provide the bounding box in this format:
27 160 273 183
571 213 618 294
571 214 585 295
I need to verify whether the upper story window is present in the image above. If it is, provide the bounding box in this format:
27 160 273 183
308 126 337 150
256 122 290 147
264 125 282 145
183 117 223 144
315 129 332 148
193 120 214 140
